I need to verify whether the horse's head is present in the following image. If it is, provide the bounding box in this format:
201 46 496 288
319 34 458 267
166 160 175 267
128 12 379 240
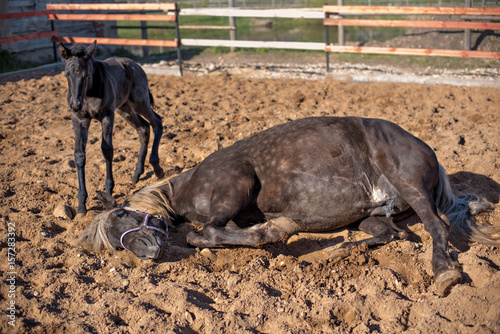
58 41 97 112
78 192 169 260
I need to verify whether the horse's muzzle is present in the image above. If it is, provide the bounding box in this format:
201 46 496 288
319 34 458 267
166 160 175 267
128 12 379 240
69 99 83 112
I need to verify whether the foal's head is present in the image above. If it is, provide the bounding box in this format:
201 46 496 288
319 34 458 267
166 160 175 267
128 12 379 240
78 192 169 260
58 41 97 112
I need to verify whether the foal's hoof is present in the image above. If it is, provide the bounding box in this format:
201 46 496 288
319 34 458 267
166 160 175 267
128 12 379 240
131 176 139 186
154 167 165 180
435 269 462 297
75 212 87 220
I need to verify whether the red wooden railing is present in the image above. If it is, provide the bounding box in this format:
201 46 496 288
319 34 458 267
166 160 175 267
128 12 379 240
47 3 182 74
323 5 500 70
0 10 58 44
1 4 499 76
323 5 500 15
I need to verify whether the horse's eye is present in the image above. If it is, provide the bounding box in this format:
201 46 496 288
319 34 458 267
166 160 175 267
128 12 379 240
117 210 128 218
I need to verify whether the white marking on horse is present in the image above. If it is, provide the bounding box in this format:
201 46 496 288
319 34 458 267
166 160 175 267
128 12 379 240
372 187 390 204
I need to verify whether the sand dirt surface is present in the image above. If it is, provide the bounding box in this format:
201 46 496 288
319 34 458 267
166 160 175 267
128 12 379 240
0 67 499 333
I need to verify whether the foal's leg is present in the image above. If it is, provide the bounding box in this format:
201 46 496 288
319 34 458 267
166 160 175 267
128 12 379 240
116 104 150 185
100 111 115 195
72 114 91 218
129 93 164 180
129 88 165 179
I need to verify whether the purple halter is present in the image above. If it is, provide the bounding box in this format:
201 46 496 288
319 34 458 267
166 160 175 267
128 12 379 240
120 211 169 252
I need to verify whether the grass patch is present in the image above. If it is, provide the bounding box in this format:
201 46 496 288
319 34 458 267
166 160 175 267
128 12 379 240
0 50 41 74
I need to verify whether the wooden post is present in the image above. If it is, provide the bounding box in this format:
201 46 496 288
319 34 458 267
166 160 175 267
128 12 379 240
51 20 58 62
337 0 344 46
0 1 11 41
325 9 330 72
464 0 472 50
229 0 237 52
140 10 149 57
175 5 183 76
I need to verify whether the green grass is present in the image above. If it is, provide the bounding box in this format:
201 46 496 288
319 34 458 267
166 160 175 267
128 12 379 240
117 16 327 43
0 50 41 74
117 14 408 49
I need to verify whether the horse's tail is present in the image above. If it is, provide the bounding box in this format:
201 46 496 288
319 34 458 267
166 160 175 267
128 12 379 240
432 164 500 245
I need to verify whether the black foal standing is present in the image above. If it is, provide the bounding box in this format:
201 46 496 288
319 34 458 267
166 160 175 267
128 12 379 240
59 41 165 218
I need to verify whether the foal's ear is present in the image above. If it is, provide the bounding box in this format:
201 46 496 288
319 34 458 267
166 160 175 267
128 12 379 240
84 41 98 60
58 43 71 60
96 191 117 210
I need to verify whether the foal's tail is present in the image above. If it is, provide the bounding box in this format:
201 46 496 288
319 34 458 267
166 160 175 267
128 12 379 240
433 165 500 245
148 89 157 110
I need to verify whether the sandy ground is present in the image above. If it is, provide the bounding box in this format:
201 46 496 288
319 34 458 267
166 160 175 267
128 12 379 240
0 65 499 333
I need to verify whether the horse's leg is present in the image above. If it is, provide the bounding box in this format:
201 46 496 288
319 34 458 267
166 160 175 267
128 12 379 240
328 216 408 260
72 114 91 218
358 216 409 245
100 111 115 195
187 217 301 248
186 162 280 247
129 95 164 180
407 198 461 296
116 105 149 185
375 153 461 296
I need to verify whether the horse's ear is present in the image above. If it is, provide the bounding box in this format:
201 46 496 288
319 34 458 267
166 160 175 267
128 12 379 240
84 41 98 60
97 191 117 210
58 43 71 60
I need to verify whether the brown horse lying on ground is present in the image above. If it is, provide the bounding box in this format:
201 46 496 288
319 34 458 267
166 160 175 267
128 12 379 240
79 117 499 296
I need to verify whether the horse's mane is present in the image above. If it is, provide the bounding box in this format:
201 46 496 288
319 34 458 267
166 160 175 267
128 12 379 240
77 179 175 252
123 178 175 220
77 210 116 252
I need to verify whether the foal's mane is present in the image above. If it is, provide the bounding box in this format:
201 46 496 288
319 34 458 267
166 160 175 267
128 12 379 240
78 179 174 252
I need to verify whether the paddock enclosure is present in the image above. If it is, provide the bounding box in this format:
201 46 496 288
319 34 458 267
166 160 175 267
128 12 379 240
0 68 499 333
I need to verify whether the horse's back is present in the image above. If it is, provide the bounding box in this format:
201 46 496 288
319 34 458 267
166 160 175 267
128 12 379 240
103 57 147 83
230 116 434 173
101 57 150 105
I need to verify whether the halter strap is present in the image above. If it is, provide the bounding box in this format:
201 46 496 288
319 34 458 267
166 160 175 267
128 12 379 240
120 210 169 252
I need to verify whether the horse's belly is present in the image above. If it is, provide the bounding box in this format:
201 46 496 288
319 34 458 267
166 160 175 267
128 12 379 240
258 176 368 223
258 173 408 231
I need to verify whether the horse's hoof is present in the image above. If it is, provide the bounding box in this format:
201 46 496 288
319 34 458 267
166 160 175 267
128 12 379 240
435 269 462 297
327 247 350 261
155 168 165 180
131 176 139 186
75 212 87 220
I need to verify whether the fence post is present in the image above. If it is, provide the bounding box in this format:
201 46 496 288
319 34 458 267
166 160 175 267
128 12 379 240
0 1 11 40
50 19 58 62
464 0 472 50
338 0 344 46
229 0 237 52
325 8 330 72
175 4 183 76
140 10 149 57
